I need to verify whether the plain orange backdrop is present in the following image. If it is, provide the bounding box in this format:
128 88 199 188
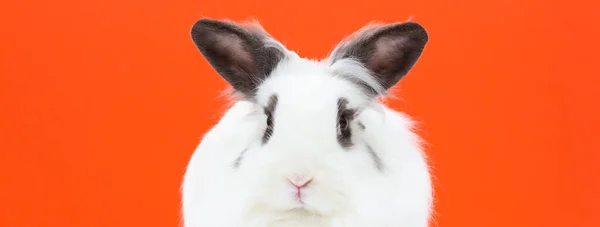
1 0 599 227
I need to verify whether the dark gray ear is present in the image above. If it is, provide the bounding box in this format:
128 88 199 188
329 22 429 92
190 18 285 97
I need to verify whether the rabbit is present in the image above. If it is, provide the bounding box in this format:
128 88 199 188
181 18 433 227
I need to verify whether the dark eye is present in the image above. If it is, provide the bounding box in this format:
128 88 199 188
336 98 355 148
338 113 351 135
339 116 349 131
262 95 278 144
336 112 353 148
262 109 275 144
266 111 273 127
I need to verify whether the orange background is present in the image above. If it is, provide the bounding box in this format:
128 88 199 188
1 0 599 227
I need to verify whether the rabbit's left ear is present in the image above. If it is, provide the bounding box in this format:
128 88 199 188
329 22 429 93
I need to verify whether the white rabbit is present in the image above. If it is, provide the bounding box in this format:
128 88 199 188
181 18 433 227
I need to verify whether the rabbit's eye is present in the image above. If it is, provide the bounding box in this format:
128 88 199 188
337 113 352 138
262 94 278 144
263 110 275 144
266 112 273 127
336 98 355 148
338 116 349 131
336 112 353 148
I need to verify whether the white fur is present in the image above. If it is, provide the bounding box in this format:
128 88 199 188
181 34 432 227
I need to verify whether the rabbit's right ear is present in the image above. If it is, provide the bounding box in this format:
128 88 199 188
190 18 286 98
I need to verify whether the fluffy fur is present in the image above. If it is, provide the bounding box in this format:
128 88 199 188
182 18 433 227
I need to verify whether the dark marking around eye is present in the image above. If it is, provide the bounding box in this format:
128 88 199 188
232 148 248 169
366 144 383 171
337 98 357 148
262 94 278 144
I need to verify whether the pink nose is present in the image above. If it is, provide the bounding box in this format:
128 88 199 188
287 174 314 188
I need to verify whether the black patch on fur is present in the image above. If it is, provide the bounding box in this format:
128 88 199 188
262 94 278 144
366 144 383 171
232 148 248 169
330 22 428 94
190 19 285 97
337 98 357 148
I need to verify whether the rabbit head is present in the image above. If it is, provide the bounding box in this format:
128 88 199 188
183 18 432 227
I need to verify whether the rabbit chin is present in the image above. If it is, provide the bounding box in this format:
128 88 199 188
241 182 351 225
217 170 349 227
241 206 345 227
244 208 335 227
